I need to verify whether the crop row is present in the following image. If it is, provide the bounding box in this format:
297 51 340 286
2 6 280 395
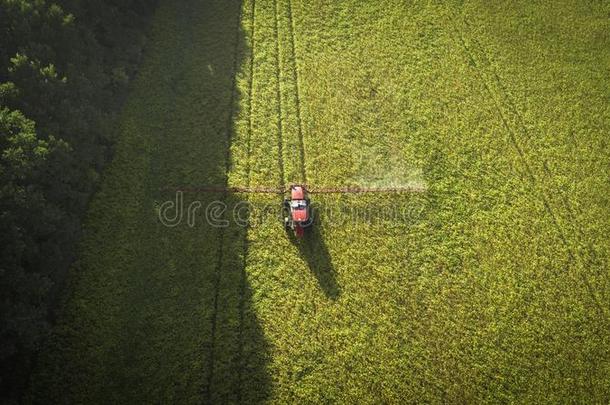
244 0 609 402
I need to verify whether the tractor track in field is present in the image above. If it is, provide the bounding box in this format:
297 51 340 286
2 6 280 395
245 0 256 191
204 0 244 401
463 24 609 290
464 32 601 264
448 13 607 319
273 0 286 189
462 25 585 233
465 33 596 255
286 0 307 184
236 0 257 401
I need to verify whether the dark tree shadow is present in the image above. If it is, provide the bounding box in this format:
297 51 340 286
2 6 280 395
287 207 340 300
27 0 271 403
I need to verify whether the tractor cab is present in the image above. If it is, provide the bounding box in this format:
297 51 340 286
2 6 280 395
283 185 312 237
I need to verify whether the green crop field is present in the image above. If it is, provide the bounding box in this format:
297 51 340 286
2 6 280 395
28 0 610 403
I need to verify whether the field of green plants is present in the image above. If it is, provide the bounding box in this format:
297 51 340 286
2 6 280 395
28 0 610 402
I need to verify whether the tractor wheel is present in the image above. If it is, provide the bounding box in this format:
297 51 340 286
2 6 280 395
284 217 291 231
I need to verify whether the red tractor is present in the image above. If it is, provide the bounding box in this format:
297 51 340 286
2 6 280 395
283 185 312 238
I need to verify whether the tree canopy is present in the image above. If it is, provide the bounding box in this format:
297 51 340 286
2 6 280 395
0 0 157 400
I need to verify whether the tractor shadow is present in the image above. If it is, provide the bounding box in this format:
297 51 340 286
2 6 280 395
287 208 340 300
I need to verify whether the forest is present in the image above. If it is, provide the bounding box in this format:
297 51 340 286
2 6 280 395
0 0 157 400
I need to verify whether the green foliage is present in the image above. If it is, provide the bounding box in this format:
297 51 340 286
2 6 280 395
0 108 56 383
26 0 610 403
0 0 157 400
